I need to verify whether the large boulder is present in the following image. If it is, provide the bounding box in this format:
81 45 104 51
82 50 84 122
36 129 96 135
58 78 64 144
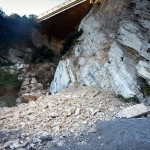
20 93 38 103
8 48 24 64
8 48 33 64
116 104 150 118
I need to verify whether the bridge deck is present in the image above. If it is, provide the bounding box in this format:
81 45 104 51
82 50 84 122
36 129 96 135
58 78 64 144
37 0 93 39
37 0 90 22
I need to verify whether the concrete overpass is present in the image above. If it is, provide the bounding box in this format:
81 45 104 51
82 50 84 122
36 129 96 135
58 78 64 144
37 0 94 39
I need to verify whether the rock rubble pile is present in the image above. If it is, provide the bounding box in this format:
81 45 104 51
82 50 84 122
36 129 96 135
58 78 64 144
0 86 134 149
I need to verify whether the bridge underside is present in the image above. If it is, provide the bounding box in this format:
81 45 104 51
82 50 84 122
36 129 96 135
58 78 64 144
38 1 92 40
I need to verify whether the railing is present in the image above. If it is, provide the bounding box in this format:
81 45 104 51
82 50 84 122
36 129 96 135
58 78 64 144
37 0 88 22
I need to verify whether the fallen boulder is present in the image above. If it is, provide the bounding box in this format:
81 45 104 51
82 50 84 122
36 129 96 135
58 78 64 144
20 93 38 103
116 104 150 118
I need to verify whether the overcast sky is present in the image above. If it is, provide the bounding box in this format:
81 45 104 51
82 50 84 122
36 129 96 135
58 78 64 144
0 0 66 16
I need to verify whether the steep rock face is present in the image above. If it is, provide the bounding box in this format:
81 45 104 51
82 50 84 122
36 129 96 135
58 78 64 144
32 29 63 54
8 48 32 64
50 0 150 103
50 59 76 94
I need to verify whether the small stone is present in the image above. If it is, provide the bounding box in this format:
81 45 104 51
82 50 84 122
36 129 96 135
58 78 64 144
41 103 48 109
26 109 33 115
22 68 27 74
82 120 88 124
66 111 72 117
32 138 41 144
19 122 25 128
26 72 32 78
65 108 75 117
25 88 31 93
3 107 11 113
9 69 16 75
40 135 52 142
24 64 30 69
29 143 35 148
47 141 56 148
79 140 87 145
0 131 5 139
92 109 99 115
28 115 36 121
75 107 81 116
49 112 58 118
55 125 60 132
10 139 20 149
17 64 24 70
22 80 30 86
21 93 38 103
29 101 37 108
16 98 22 104
108 106 115 112
2 141 12 149
31 78 37 84
57 140 65 147
9 65 15 70
36 83 43 90
88 127 97 133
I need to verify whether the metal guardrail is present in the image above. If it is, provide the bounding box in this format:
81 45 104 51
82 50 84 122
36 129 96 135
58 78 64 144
37 0 88 22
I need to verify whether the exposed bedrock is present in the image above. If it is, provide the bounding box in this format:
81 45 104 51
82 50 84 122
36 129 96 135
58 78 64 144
50 0 150 104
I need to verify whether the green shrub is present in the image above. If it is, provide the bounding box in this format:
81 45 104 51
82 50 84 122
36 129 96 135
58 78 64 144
137 76 150 97
31 46 56 63
0 9 37 57
117 94 140 104
0 69 22 87
0 59 14 67
3 96 17 107
61 28 83 55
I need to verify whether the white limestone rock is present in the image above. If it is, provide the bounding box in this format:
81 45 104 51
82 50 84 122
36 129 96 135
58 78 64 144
108 42 140 98
116 104 150 118
117 20 150 60
50 0 150 103
137 61 150 84
17 64 24 70
31 78 37 84
50 59 76 94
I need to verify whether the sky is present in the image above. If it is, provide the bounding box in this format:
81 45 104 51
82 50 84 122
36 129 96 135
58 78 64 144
0 0 66 16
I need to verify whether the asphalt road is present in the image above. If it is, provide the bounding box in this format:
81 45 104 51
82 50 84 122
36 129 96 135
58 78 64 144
50 118 150 150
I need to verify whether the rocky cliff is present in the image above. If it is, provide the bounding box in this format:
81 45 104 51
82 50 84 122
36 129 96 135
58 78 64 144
50 0 150 104
32 29 63 54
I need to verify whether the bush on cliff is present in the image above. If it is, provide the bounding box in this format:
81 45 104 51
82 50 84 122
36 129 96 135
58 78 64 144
0 8 37 56
138 77 150 97
61 28 83 55
31 46 56 63
0 69 22 87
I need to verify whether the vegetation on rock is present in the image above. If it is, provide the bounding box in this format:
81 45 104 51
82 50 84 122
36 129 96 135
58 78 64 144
61 28 83 55
0 69 22 87
1 95 17 107
0 8 36 56
137 76 150 97
0 8 58 64
0 59 14 67
31 46 56 63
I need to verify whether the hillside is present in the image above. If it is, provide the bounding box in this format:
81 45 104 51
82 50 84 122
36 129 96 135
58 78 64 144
0 0 150 149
